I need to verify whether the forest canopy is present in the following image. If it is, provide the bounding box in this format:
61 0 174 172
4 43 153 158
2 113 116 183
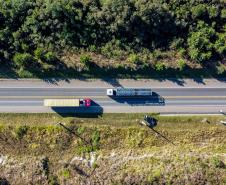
0 0 225 77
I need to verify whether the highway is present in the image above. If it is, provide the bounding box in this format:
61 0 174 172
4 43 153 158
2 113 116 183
0 80 226 114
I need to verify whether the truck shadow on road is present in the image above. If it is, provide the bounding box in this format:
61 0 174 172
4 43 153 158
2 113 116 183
109 92 165 106
51 100 103 118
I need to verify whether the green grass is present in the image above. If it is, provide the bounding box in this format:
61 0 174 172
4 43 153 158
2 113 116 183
0 113 225 153
60 169 70 179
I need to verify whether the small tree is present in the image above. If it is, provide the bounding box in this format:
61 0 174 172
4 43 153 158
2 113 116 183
154 62 166 71
188 21 215 63
191 4 207 19
128 53 141 64
14 125 28 140
214 33 226 55
44 52 57 64
80 54 92 65
34 48 45 60
177 59 186 71
13 53 36 69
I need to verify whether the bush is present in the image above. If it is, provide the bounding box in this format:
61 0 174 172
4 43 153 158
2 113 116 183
13 53 36 69
44 52 57 64
61 169 70 179
128 53 141 64
154 62 166 71
100 41 124 59
41 157 49 176
214 34 226 55
21 43 29 52
17 68 35 77
211 157 225 168
220 8 226 19
216 64 225 75
91 130 100 151
177 59 186 71
170 38 184 50
48 175 59 185
178 48 186 58
208 6 219 19
152 50 164 60
89 45 97 52
34 48 45 60
191 4 207 19
188 21 215 63
80 54 92 64
14 125 28 139
77 127 85 135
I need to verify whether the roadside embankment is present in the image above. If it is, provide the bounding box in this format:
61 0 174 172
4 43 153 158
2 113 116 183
0 113 225 184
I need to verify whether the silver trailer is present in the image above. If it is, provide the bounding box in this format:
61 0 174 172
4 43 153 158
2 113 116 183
106 88 152 96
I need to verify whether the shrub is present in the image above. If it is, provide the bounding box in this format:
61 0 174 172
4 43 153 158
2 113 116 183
21 43 29 52
128 53 141 64
34 48 45 60
41 157 49 176
44 52 57 64
89 45 97 52
152 50 164 60
214 34 226 55
17 69 34 78
211 157 225 168
77 145 93 154
178 48 186 58
80 54 92 64
191 4 207 19
91 130 100 151
14 125 28 139
188 21 215 63
100 41 124 59
208 6 219 19
220 8 226 19
170 38 184 50
154 62 166 71
13 53 36 69
61 169 70 179
216 64 225 75
177 59 186 71
77 127 85 135
100 43 113 58
48 175 59 185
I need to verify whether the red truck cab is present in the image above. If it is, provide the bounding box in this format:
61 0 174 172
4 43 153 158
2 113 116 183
84 98 91 107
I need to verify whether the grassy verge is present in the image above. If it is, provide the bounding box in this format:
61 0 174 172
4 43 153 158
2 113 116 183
0 113 225 184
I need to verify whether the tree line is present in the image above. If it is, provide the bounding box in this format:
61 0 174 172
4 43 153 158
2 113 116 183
0 0 225 75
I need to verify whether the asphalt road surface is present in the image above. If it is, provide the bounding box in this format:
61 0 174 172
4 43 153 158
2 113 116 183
0 84 226 114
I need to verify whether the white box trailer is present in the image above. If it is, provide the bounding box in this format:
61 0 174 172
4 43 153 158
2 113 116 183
44 99 91 107
106 88 152 96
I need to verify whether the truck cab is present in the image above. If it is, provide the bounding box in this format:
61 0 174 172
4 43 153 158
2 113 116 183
106 89 116 96
80 98 91 107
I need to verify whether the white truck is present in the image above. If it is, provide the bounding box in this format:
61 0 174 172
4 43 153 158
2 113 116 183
44 98 91 107
106 88 152 96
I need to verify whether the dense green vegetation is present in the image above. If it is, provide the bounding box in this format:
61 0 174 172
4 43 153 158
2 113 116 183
0 0 225 78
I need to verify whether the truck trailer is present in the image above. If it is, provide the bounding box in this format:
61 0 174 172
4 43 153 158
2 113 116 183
106 88 152 96
44 98 91 107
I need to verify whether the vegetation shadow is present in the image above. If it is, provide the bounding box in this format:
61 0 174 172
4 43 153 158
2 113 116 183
0 177 10 185
0 64 18 78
